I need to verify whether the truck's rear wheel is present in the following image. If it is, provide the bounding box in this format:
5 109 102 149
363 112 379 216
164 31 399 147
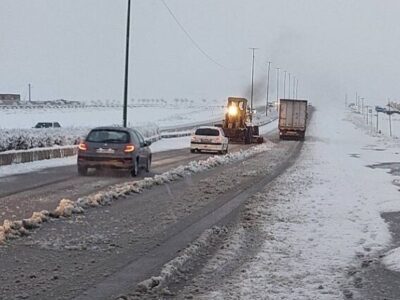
145 156 151 172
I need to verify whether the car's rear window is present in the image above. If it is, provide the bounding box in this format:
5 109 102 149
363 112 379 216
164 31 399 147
35 122 52 128
195 128 220 136
86 130 130 143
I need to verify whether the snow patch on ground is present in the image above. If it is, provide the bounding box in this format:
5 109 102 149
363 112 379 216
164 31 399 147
150 136 191 153
0 105 224 129
130 227 227 298
382 247 400 272
0 123 160 152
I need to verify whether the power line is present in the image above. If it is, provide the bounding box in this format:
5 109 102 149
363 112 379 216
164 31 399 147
160 0 227 69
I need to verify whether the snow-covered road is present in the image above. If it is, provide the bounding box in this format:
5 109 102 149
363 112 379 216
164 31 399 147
6 101 399 299
0 127 290 299
162 104 400 299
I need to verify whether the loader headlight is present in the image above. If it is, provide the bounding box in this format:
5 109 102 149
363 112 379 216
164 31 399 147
228 105 238 116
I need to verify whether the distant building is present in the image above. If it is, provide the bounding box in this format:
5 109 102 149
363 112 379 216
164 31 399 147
0 94 20 105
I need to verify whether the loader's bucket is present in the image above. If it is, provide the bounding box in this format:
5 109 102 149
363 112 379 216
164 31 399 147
222 128 247 144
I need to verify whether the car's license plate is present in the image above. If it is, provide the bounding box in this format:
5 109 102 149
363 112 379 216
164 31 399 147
96 148 115 154
201 139 211 143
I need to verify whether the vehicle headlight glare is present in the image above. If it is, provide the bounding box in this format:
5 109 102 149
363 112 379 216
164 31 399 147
228 105 238 116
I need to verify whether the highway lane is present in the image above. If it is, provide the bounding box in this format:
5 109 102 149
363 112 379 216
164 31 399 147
0 142 256 223
0 129 302 300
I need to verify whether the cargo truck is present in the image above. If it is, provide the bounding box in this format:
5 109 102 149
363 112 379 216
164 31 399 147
279 99 308 140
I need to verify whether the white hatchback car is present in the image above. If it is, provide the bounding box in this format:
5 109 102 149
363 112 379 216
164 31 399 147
190 126 229 154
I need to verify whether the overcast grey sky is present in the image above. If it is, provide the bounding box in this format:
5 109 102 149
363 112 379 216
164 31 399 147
1 0 399 106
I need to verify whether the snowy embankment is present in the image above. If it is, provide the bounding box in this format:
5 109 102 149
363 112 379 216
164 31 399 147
0 128 81 152
0 123 160 153
0 142 272 244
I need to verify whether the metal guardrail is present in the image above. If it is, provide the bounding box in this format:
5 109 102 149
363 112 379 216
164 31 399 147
0 146 78 166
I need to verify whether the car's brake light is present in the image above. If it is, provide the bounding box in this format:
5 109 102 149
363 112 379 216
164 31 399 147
124 144 135 153
78 143 88 151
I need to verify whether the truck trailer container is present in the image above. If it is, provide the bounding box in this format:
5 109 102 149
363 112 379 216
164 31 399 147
279 99 308 140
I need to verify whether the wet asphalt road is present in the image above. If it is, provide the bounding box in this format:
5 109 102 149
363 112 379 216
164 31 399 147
0 144 254 224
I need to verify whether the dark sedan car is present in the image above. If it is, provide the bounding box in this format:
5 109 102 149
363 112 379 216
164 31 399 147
34 122 61 128
77 127 152 176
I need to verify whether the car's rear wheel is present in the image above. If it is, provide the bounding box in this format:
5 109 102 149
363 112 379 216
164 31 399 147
78 166 88 176
131 160 139 177
145 156 151 172
190 149 195 153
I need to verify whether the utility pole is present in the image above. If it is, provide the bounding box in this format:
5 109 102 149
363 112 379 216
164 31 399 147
249 48 258 123
288 73 291 99
283 71 287 98
388 99 392 137
376 111 379 133
276 68 280 105
266 61 271 116
355 92 358 111
296 79 299 99
345 93 348 108
28 83 32 102
361 97 364 118
370 109 373 128
292 76 296 99
123 0 132 127
366 105 369 125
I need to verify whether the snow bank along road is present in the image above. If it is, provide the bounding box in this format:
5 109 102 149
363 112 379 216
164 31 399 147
0 124 304 299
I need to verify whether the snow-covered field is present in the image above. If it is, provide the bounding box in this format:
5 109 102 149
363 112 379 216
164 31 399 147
0 105 225 152
350 106 400 139
174 104 400 299
0 105 224 129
